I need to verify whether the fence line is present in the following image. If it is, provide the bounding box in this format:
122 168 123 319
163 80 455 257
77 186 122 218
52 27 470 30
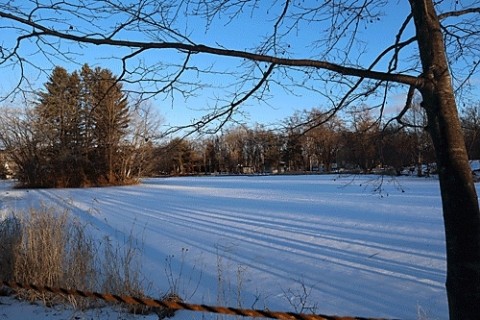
1 280 393 320
1 280 399 320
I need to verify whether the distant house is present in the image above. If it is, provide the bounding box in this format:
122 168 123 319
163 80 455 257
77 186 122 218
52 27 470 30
241 166 255 174
0 150 15 179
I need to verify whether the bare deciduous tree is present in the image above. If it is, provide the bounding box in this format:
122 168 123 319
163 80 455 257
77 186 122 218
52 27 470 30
122 101 164 178
0 107 43 186
1 1 480 318
461 103 480 160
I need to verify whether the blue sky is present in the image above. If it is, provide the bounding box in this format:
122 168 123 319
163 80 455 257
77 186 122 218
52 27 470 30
155 1 414 126
0 1 477 133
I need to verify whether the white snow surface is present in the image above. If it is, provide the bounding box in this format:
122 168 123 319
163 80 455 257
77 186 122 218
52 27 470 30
0 175 457 319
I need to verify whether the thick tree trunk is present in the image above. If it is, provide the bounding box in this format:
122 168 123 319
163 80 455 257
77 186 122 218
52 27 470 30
424 82 480 320
410 1 480 318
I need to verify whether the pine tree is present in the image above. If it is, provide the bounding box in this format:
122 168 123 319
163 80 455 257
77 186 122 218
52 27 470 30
33 65 130 187
84 66 130 184
36 66 83 186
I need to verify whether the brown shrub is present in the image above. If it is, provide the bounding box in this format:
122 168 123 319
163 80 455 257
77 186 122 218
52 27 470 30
0 206 150 311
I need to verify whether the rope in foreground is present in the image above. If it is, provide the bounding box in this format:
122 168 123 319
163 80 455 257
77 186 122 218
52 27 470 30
1 280 399 320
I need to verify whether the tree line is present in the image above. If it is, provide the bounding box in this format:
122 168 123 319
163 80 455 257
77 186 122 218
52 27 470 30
2 65 479 186
152 104 480 177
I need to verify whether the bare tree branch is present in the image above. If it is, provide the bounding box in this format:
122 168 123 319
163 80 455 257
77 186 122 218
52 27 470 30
0 9 421 88
439 7 480 19
165 63 276 136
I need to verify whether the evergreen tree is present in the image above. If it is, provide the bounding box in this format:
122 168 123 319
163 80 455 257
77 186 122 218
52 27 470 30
82 66 130 184
36 66 83 186
32 65 130 187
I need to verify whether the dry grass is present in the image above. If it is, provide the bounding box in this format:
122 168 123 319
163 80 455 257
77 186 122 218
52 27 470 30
100 230 152 314
0 205 152 312
0 207 96 307
0 215 21 282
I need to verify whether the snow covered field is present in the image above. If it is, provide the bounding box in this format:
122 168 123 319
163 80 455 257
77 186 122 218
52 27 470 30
0 175 457 319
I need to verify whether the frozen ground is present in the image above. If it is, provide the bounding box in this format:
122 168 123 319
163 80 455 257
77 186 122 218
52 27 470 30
0 175 458 319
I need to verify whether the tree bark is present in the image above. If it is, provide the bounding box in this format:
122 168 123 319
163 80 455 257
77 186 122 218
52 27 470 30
409 1 480 318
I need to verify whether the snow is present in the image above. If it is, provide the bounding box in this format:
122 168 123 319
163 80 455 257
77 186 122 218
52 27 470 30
0 174 457 319
0 298 158 320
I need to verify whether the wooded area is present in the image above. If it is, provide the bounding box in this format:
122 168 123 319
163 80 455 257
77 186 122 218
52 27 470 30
0 65 156 187
153 103 480 177
6 75 480 181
